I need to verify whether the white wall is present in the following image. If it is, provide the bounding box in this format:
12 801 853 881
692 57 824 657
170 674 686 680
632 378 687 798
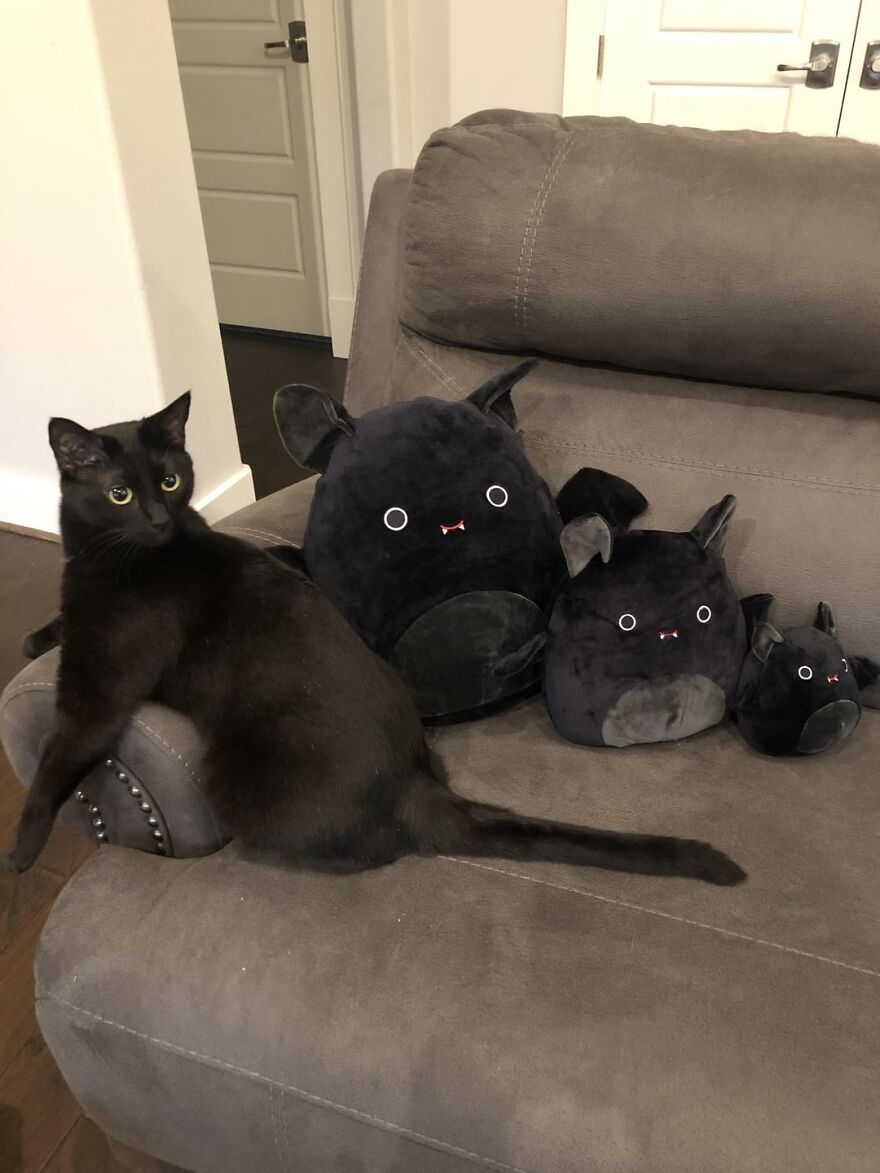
351 0 567 216
0 0 253 535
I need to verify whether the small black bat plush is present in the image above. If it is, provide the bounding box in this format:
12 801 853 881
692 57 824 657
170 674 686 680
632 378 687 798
274 360 578 722
544 495 746 747
735 596 879 756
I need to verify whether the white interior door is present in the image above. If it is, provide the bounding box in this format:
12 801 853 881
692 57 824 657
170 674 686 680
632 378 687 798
838 0 880 142
598 0 861 135
170 0 328 335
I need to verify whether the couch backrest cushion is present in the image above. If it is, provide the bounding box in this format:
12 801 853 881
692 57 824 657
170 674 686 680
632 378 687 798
400 110 880 396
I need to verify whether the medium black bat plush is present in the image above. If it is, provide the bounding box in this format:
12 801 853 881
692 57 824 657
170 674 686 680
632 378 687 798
734 595 880 756
544 495 746 747
274 360 624 722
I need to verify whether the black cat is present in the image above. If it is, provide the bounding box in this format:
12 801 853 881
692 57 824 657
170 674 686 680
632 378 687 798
7 394 745 885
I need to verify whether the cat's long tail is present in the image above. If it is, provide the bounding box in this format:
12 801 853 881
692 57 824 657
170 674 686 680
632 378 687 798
407 785 745 886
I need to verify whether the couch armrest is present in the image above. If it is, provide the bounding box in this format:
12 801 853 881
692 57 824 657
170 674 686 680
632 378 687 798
214 472 316 547
1 648 226 859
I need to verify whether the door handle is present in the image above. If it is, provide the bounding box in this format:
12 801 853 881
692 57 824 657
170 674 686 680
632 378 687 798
859 40 880 89
777 40 839 88
263 20 308 63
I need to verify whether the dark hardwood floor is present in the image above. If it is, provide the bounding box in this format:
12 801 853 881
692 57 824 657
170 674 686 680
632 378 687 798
221 326 347 499
0 333 345 1170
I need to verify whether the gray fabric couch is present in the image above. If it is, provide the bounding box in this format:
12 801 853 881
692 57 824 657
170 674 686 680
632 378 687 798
3 112 879 1173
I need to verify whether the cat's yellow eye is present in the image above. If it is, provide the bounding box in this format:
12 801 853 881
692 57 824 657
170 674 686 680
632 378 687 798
161 473 181 493
107 486 133 506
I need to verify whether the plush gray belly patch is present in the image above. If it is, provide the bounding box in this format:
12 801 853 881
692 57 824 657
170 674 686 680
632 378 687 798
601 675 727 748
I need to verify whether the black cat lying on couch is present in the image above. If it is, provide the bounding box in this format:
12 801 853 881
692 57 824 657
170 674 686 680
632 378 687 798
6 393 743 885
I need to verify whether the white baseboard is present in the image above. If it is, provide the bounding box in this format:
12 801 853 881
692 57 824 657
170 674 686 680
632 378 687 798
192 463 255 524
0 463 255 534
328 295 355 359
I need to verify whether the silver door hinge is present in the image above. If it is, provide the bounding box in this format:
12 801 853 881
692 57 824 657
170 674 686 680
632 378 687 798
597 34 605 79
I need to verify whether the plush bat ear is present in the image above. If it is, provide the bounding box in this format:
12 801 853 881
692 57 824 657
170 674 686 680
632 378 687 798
814 601 837 637
560 514 613 579
741 593 775 638
691 494 736 555
751 621 784 664
48 417 107 474
555 467 648 531
850 655 880 709
140 391 191 450
273 384 355 472
466 359 538 429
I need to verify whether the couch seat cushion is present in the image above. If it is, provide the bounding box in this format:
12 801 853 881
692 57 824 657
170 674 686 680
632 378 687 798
35 701 880 1173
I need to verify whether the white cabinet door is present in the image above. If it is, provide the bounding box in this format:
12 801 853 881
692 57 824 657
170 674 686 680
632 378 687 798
597 0 861 135
838 0 880 143
170 0 328 335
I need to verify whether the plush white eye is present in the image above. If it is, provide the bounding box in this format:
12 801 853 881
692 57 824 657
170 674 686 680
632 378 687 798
696 605 712 624
618 613 637 632
842 658 848 673
383 506 408 532
798 665 813 681
486 484 508 508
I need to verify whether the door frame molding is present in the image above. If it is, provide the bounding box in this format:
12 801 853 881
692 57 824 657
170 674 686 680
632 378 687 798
562 0 607 116
303 0 363 357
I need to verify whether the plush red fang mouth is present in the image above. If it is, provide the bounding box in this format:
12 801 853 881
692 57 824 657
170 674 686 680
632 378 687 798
440 520 465 535
827 673 839 683
659 630 679 640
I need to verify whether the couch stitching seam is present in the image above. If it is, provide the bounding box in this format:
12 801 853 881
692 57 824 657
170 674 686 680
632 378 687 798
440 858 880 980
41 994 530 1173
521 135 575 334
527 435 880 496
402 331 466 396
217 526 292 544
514 135 571 336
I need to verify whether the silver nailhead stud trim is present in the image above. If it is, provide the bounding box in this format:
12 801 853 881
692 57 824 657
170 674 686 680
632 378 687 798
74 791 87 803
139 800 151 812
117 771 129 783
129 785 141 798
104 758 114 769
91 817 105 829
152 829 164 841
147 817 159 827
88 804 100 816
96 830 108 843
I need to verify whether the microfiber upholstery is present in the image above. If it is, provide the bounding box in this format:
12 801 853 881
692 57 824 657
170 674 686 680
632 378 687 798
34 699 880 1173
401 110 880 394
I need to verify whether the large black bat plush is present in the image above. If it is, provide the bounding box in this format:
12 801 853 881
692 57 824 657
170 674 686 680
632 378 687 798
544 496 746 747
274 360 613 722
735 595 880 756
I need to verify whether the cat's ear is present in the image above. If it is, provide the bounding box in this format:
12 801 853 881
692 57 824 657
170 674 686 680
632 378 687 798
560 514 613 579
751 621 784 664
141 392 191 450
466 359 538 430
814 601 837 637
691 494 736 555
273 384 355 473
48 418 106 474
